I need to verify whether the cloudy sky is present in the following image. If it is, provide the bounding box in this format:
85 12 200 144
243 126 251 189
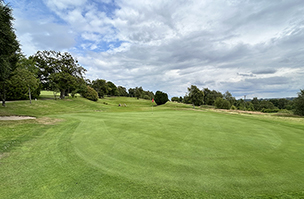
7 0 304 99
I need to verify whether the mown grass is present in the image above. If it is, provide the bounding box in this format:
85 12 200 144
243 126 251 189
1 93 304 198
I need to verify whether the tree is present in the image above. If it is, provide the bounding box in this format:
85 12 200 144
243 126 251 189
187 85 204 107
0 2 20 106
171 97 180 102
92 79 107 98
135 87 143 99
106 81 118 96
277 98 289 109
143 90 154 100
259 100 275 110
223 91 236 106
294 89 304 116
32 50 86 99
117 86 128 96
251 97 260 111
128 88 135 97
7 67 39 103
203 88 223 105
81 86 98 101
214 97 230 109
154 91 168 105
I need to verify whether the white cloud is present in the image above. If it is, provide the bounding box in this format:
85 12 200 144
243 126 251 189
9 0 304 98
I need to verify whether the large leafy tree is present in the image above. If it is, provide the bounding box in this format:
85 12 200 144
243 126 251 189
0 2 20 106
223 91 236 106
134 87 143 99
117 86 128 96
128 88 135 97
7 67 39 103
32 50 86 99
203 88 223 105
106 81 118 96
188 85 204 107
251 97 260 111
92 79 107 98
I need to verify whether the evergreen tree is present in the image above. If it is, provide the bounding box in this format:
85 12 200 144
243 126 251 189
0 2 20 106
154 91 168 105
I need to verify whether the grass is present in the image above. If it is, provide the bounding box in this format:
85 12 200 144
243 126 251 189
1 92 304 198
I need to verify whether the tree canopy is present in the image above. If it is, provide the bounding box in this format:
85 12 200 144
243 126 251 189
154 91 168 105
32 50 86 99
187 85 204 107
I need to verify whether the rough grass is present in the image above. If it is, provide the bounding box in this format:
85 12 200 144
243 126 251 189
1 93 304 198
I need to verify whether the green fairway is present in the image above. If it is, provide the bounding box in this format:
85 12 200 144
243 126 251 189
1 96 304 198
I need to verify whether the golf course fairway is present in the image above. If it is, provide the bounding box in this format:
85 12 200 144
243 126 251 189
1 97 304 198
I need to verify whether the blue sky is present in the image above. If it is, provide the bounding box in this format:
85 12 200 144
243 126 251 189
7 0 304 99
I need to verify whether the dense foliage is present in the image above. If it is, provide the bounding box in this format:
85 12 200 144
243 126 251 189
6 67 39 100
0 2 20 106
294 90 304 116
81 86 98 101
32 50 86 99
187 85 204 106
214 97 231 109
154 91 168 105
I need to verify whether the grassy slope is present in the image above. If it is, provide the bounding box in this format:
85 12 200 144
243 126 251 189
1 93 304 198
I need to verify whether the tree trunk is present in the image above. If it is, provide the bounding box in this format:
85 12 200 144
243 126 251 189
1 97 5 107
28 86 32 104
60 89 65 99
65 89 69 97
1 83 6 107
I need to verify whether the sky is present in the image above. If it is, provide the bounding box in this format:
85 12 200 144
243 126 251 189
6 0 304 99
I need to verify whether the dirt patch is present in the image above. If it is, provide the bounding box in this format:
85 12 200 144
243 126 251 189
211 109 267 115
36 117 63 125
0 116 63 125
0 116 36 120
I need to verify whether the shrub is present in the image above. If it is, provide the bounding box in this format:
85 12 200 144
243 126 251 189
81 86 98 101
231 105 237 110
261 108 280 113
214 97 230 109
143 95 150 100
171 97 180 102
154 91 168 105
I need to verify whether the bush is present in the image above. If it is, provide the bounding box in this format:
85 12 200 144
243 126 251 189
143 95 150 100
231 105 237 110
171 97 180 102
261 108 280 113
154 91 168 105
214 97 230 109
278 109 291 113
81 86 98 101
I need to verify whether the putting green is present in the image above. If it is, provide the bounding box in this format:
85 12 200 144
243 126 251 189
69 110 304 195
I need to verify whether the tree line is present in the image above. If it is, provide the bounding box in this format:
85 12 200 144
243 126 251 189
171 85 304 116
